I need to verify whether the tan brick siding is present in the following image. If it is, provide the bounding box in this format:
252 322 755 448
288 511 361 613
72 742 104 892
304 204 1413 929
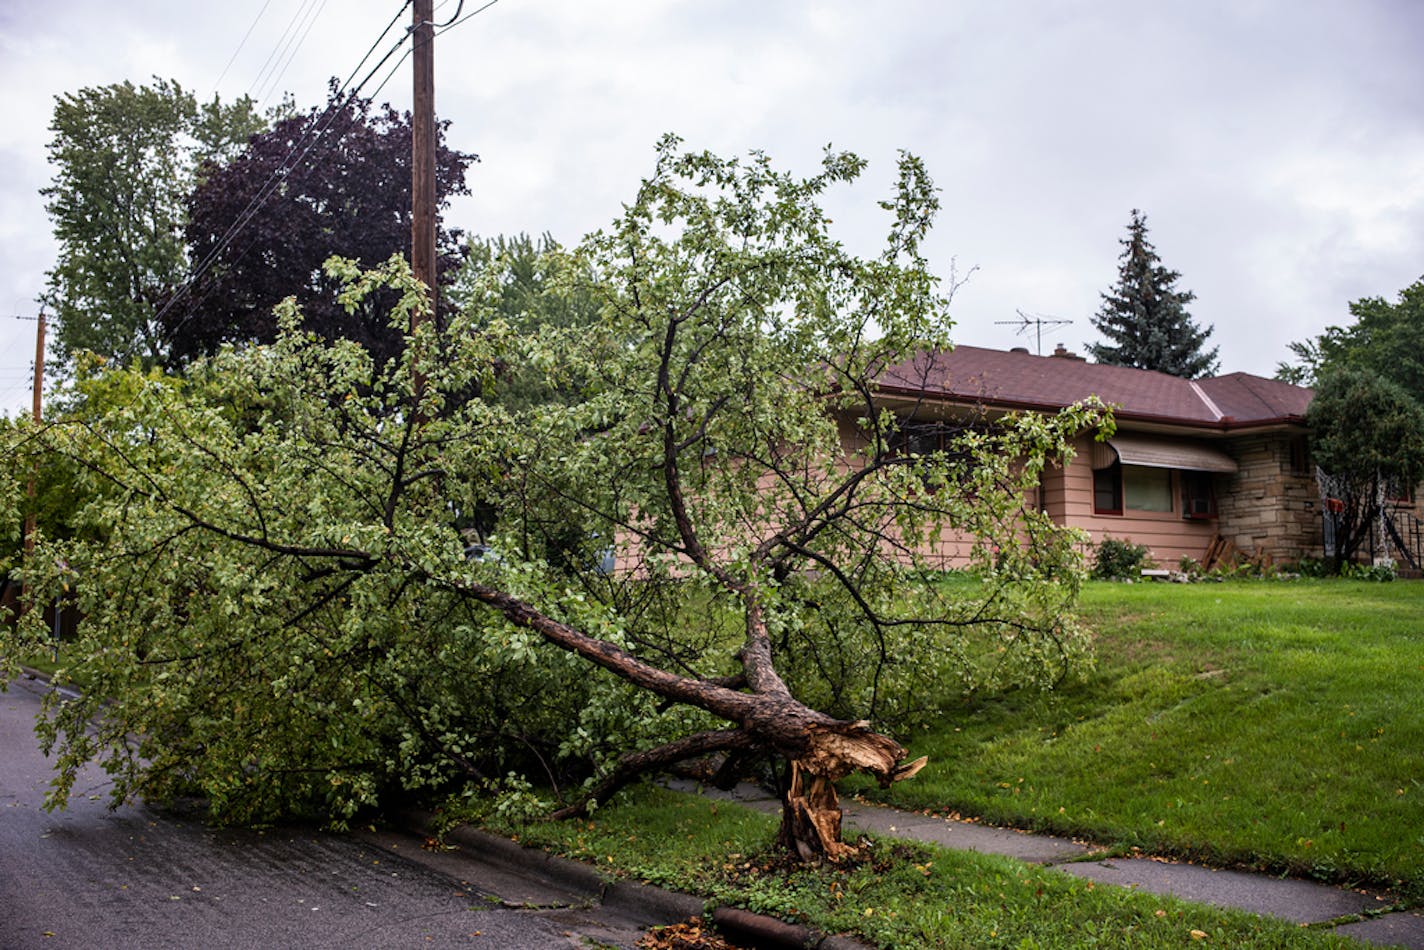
1214 433 1320 563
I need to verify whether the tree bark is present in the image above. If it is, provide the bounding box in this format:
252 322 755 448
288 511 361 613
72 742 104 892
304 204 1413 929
776 721 927 862
441 573 927 858
550 728 759 820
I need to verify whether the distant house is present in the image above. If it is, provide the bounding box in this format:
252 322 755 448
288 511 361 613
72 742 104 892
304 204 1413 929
873 344 1321 568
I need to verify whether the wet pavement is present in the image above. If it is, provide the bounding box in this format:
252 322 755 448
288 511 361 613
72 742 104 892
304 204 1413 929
0 675 673 950
9 665 1420 949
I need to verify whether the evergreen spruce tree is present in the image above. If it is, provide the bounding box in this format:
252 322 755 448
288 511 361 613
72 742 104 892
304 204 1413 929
1086 209 1219 378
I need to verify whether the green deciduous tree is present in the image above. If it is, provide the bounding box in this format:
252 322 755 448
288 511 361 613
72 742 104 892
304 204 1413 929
1277 276 1424 398
40 78 265 371
1086 210 1218 378
3 139 1106 860
446 233 603 411
1307 368 1424 568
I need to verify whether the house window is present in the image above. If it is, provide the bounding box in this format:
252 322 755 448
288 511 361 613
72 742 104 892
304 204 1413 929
890 420 984 492
1288 437 1311 477
1095 464 1185 515
893 423 946 457
891 420 978 457
1181 471 1216 519
1124 466 1173 512
1093 462 1122 514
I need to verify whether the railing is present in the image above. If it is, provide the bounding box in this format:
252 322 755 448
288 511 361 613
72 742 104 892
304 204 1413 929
1384 508 1424 572
1322 505 1424 571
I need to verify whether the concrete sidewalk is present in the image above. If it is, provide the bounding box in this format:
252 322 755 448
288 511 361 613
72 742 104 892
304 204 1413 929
668 779 1424 949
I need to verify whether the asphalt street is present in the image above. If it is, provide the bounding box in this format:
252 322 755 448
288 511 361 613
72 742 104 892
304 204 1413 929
0 674 656 949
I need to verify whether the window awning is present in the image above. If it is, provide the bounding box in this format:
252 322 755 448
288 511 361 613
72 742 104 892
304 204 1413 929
1091 434 1238 473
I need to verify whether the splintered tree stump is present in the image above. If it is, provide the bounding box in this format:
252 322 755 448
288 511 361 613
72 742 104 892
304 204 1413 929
780 763 854 865
779 760 855 862
774 722 929 862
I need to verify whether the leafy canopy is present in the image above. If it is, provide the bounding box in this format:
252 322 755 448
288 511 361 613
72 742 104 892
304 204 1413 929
3 139 1105 839
163 87 476 369
1307 368 1424 565
1278 276 1424 567
445 232 604 412
1278 276 1424 398
41 78 265 371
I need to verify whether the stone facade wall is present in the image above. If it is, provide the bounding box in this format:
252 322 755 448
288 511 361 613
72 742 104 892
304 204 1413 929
1215 433 1321 563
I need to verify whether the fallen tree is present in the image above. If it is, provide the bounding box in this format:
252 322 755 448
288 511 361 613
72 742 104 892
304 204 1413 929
3 138 1105 859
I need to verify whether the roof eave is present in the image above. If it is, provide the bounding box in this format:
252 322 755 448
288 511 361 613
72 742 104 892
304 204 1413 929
871 384 1308 433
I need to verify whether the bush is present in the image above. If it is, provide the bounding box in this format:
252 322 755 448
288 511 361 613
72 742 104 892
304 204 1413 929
1092 538 1152 581
1293 556 1332 578
1293 555 1397 581
1342 559 1397 582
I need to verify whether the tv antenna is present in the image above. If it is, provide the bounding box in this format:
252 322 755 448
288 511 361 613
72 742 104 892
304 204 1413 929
995 309 1074 355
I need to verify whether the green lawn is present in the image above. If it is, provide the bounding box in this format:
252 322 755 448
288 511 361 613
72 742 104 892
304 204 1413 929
459 579 1417 947
845 579 1424 900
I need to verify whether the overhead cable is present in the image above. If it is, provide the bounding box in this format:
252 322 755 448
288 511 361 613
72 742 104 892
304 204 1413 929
436 0 500 36
211 0 277 94
247 0 322 101
157 2 417 338
256 0 334 107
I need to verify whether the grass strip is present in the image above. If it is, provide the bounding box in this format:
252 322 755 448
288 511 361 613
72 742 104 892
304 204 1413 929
474 785 1364 949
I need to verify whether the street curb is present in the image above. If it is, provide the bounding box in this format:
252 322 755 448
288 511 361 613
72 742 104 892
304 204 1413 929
401 809 874 949
710 906 868 949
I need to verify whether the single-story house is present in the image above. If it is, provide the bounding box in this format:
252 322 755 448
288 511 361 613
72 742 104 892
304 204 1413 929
872 344 1321 568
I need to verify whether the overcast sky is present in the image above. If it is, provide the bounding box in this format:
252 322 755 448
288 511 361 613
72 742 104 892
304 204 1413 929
2 0 1423 416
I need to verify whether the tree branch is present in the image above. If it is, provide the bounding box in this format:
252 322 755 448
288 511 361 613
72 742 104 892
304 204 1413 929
550 728 759 820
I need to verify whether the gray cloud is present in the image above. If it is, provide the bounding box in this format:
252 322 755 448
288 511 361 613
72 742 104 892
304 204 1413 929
3 0 1422 415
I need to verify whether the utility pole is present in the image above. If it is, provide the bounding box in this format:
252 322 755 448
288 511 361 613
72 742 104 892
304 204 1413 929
21 310 45 618
411 0 437 326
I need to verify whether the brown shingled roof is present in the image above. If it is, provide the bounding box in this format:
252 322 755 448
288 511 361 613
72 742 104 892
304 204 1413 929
1195 373 1313 422
877 345 1312 430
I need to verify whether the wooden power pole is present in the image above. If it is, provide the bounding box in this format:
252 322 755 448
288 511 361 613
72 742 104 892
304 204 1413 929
411 0 437 326
21 311 45 617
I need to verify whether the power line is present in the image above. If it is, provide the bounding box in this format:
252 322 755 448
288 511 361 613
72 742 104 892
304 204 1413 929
193 23 413 264
434 1 465 29
0 383 36 404
211 0 277 94
158 4 417 341
256 0 334 108
368 0 498 103
436 0 500 36
330 1 417 103
247 0 322 101
366 41 414 104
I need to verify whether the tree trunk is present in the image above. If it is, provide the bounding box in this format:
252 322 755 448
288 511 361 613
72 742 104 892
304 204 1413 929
775 721 926 862
778 760 854 861
444 575 928 858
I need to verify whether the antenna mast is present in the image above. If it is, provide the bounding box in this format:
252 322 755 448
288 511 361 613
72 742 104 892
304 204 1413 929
995 309 1074 355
